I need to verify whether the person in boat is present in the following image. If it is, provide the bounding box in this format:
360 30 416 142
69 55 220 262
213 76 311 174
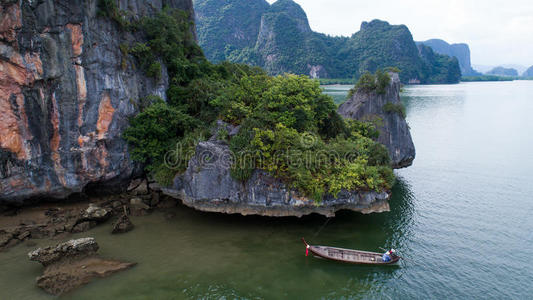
382 249 397 262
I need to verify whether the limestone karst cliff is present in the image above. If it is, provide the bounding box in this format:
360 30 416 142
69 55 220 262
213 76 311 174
0 0 194 204
194 0 461 83
418 39 480 76
161 122 391 217
338 73 416 168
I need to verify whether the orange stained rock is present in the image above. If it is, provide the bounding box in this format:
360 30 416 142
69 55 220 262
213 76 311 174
75 65 87 127
66 24 84 57
0 56 38 160
96 93 115 140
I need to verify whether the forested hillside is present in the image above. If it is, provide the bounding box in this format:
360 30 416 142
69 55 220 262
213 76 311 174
194 0 461 84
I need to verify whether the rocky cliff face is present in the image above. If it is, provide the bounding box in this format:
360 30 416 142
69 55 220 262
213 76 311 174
418 39 480 76
337 73 415 168
161 122 391 217
0 0 194 205
195 0 460 83
194 0 269 62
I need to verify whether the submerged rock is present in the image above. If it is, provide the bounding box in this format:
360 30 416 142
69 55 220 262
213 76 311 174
111 213 134 234
36 257 135 296
28 237 135 295
338 72 416 168
162 141 391 217
130 197 150 216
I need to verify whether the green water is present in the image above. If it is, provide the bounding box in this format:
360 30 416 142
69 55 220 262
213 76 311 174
1 81 533 299
322 85 352 105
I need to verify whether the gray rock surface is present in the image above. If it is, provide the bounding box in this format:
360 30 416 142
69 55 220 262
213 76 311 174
0 0 194 204
162 140 391 217
111 213 134 234
80 203 111 222
28 237 135 295
338 72 416 168
28 237 99 266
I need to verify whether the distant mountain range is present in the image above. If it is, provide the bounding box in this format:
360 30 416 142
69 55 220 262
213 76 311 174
416 39 480 76
194 0 461 84
486 66 519 77
474 64 529 75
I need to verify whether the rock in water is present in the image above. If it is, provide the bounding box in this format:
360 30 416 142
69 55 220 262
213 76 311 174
161 140 391 217
36 257 135 296
111 213 134 234
28 237 99 266
338 72 416 168
28 238 135 295
81 204 111 222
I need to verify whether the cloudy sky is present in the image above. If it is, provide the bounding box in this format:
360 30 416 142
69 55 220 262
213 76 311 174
266 0 533 68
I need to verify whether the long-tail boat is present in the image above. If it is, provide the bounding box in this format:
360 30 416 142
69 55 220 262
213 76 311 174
302 238 400 265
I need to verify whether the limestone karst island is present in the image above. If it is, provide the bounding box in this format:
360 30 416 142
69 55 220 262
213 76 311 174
0 0 532 298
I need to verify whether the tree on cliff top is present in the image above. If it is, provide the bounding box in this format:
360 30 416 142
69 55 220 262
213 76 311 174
122 7 394 200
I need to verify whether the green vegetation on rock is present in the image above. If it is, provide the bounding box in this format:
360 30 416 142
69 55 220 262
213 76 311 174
348 70 391 98
120 6 394 201
383 102 406 118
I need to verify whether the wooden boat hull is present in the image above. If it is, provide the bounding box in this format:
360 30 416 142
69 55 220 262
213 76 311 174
302 238 400 265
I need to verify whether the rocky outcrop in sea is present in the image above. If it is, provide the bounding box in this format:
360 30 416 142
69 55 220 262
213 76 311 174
28 237 135 295
0 0 194 205
160 122 391 218
338 72 416 168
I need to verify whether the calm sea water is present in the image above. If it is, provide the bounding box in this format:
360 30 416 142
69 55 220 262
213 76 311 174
1 81 533 299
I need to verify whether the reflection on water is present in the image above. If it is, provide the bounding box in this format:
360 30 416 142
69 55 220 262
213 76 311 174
1 82 533 299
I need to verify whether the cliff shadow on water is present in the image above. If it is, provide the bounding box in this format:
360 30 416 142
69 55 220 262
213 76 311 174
170 174 416 252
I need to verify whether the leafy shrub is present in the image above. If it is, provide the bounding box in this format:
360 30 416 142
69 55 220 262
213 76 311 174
376 69 391 94
123 99 197 172
223 74 394 201
97 0 131 29
385 66 401 73
382 102 406 118
123 8 395 197
349 70 391 97
119 43 129 70
146 62 162 79
217 128 229 142
353 72 376 94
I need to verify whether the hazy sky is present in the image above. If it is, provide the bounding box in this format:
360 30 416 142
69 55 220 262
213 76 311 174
266 0 533 67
